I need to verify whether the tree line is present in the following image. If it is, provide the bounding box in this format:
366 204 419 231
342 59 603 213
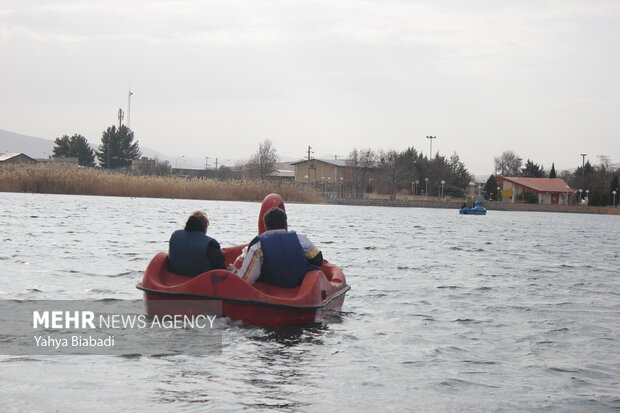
344 147 472 197
53 125 141 169
52 133 617 205
241 139 474 197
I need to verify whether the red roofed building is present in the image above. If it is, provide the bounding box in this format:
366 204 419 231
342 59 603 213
496 177 573 205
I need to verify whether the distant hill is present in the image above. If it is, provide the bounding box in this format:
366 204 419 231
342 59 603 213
0 129 54 159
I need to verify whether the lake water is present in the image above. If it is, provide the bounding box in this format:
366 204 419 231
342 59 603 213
1 192 619 412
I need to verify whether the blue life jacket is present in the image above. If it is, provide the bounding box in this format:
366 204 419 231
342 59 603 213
256 232 320 288
168 229 216 277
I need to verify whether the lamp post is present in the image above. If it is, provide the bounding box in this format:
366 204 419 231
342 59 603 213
578 189 583 204
340 176 344 198
426 136 436 159
441 180 445 200
613 190 617 207
175 155 185 168
585 189 589 206
580 153 587 177
304 174 309 185
469 182 475 201
497 186 501 202
425 178 429 199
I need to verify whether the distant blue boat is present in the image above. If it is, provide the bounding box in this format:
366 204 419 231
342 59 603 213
459 201 487 215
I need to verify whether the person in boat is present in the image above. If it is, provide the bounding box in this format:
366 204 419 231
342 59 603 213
231 207 323 287
168 211 226 277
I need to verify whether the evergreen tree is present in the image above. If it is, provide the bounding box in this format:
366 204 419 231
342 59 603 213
549 163 557 178
97 125 141 169
483 175 499 200
575 160 594 178
53 135 72 157
53 134 96 166
449 152 473 189
521 159 546 177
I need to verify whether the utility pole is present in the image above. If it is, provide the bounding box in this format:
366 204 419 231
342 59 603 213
115 108 124 169
118 108 124 130
426 136 436 159
127 90 133 129
307 145 314 183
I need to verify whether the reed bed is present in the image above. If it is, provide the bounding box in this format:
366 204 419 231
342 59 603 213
0 163 322 203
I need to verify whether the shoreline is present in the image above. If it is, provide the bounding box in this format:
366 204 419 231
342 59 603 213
327 197 620 215
2 164 618 215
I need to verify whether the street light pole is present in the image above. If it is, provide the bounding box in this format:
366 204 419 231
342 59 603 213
580 153 587 177
175 155 185 168
613 190 617 207
426 136 436 159
425 178 429 199
441 180 445 200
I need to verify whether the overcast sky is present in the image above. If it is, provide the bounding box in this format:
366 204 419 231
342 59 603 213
1 0 618 173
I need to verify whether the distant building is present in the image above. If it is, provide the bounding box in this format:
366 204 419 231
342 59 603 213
497 177 572 205
0 153 38 165
171 167 208 178
131 157 158 174
51 156 78 165
268 162 295 181
34 156 79 165
290 158 347 184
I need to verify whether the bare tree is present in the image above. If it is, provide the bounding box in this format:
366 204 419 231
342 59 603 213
346 148 376 196
359 148 377 193
494 150 522 176
247 139 278 180
377 150 407 198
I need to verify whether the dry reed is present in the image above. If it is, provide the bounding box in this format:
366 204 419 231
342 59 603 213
0 163 322 203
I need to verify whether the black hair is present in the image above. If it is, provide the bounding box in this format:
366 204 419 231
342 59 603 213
263 207 287 230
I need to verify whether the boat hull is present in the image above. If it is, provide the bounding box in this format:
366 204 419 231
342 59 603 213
459 208 487 215
137 249 350 327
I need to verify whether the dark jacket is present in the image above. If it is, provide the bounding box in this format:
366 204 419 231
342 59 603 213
255 232 320 288
168 229 225 277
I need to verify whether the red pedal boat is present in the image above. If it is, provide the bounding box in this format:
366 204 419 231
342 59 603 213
136 194 350 326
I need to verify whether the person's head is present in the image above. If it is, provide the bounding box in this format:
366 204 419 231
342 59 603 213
185 211 209 233
263 207 287 231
